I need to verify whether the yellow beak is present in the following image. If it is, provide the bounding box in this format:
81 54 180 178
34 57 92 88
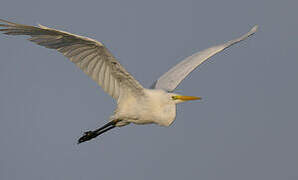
174 95 201 101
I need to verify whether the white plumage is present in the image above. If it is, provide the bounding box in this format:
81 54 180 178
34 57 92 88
0 19 257 143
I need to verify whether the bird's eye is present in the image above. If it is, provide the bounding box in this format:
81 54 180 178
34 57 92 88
172 96 177 100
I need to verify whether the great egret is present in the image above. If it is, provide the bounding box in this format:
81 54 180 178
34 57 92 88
0 19 258 144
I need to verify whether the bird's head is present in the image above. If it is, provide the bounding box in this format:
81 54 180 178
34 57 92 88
169 93 201 104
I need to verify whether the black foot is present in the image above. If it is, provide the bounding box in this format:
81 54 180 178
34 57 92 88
78 131 98 144
77 121 117 144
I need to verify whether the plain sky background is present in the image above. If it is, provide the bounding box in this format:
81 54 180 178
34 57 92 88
0 0 297 179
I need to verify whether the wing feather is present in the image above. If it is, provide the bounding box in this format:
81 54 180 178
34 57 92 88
104 66 111 92
80 52 97 70
98 60 106 85
152 25 258 91
0 19 144 100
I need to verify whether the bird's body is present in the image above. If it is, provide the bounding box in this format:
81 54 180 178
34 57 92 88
115 89 177 127
0 19 258 143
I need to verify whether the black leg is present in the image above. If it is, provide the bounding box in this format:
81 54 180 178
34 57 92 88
78 120 117 144
95 125 116 137
93 121 116 134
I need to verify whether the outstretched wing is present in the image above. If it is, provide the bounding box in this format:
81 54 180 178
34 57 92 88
0 19 144 100
152 25 258 92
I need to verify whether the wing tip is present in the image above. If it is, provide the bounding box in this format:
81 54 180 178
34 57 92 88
246 25 258 37
251 25 258 34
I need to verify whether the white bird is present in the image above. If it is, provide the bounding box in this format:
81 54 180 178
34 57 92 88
0 19 257 143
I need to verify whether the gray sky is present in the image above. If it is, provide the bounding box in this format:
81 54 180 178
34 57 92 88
0 0 297 179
